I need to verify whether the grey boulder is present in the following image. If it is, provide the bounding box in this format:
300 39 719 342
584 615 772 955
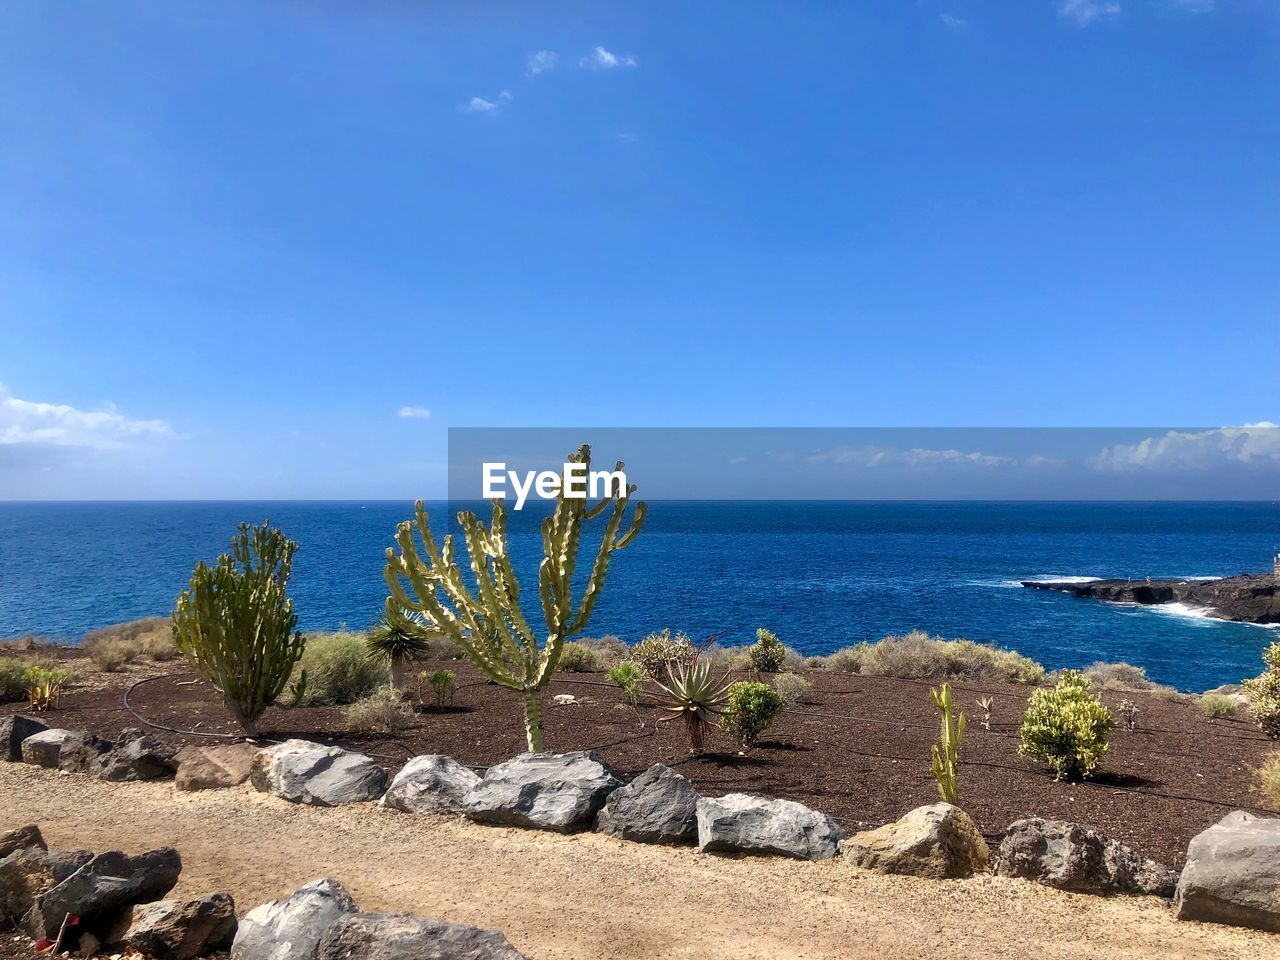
232 877 358 960
19 729 77 768
175 742 260 792
696 793 842 861
317 912 529 960
55 730 113 775
1173 810 1280 931
463 751 623 833
841 803 990 879
993 818 1177 897
126 892 238 960
382 755 481 815
251 739 387 806
0 716 47 762
93 729 180 782
25 846 182 941
0 847 94 927
596 764 699 844
0 824 45 861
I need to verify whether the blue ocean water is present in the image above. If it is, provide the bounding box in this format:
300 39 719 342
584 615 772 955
1 501 1277 692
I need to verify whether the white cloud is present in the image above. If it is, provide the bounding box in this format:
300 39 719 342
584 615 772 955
0 383 170 450
580 46 637 70
1058 0 1121 25
463 90 512 114
1091 424 1280 472
1173 0 1213 10
803 445 1012 469
397 405 431 420
527 50 558 75
939 13 970 30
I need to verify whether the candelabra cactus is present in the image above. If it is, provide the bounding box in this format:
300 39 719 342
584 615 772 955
930 682 966 803
383 444 646 751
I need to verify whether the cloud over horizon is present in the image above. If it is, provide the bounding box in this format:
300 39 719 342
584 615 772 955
0 383 170 451
397 405 431 420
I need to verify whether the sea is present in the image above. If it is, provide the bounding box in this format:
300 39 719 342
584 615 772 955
1 500 1277 692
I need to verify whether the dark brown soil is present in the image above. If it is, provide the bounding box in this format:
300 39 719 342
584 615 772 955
4 654 1276 867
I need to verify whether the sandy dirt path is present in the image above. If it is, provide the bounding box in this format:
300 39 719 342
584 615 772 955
1 763 1272 960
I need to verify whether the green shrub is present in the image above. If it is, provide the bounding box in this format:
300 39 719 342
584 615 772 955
822 645 865 673
1083 661 1153 690
606 661 644 706
24 665 73 711
632 629 697 677
748 628 787 672
584 635 629 667
344 686 415 732
82 617 178 664
1018 670 1115 781
1244 642 1280 740
723 680 784 751
426 669 456 709
1199 693 1238 719
293 632 387 706
556 641 602 673
0 657 36 703
1256 751 1280 806
86 636 140 672
772 673 812 707
819 632 1044 684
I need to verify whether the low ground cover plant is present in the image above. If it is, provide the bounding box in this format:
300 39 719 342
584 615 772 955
81 617 178 670
1256 751 1280 806
345 686 415 732
772 672 812 707
293 631 387 706
1018 670 1115 781
723 680 784 751
632 629 697 677
820 630 1045 684
556 641 602 673
1244 641 1280 739
1199 693 1238 719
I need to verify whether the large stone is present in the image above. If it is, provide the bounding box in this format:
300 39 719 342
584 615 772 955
696 793 842 861
231 877 358 960
0 825 45 861
317 912 530 960
841 803 990 879
251 739 387 806
462 752 623 833
993 818 1177 897
175 743 260 792
126 892 238 960
25 846 182 941
19 729 76 768
595 764 699 844
1173 811 1280 931
0 847 94 927
381 755 481 815
55 730 113 775
93 729 180 782
0 716 47 762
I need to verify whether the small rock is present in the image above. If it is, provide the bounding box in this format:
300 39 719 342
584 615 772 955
0 825 45 861
93 729 180 782
0 716 48 762
993 818 1177 897
463 752 623 833
596 764 699 844
25 847 183 941
0 847 94 927
381 755 481 815
19 729 76 768
552 694 577 706
696 793 842 861
841 803 990 879
251 740 387 806
56 731 113 775
175 742 260 792
317 911 530 960
231 877 358 960
1174 810 1280 931
126 892 238 960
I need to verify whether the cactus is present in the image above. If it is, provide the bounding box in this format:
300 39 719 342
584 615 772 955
930 682 966 803
384 444 646 751
172 522 305 737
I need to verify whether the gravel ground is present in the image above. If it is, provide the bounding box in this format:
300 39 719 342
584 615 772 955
2 764 1275 960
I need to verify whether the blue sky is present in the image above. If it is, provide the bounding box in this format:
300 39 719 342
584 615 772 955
1 1 1277 499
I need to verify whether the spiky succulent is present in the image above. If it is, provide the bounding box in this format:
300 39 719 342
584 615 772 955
367 609 433 663
653 657 732 754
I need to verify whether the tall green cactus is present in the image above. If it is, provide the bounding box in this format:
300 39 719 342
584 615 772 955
384 444 646 751
172 522 306 737
930 682 966 804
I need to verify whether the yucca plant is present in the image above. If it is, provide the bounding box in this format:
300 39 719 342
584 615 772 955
367 609 435 692
653 656 732 754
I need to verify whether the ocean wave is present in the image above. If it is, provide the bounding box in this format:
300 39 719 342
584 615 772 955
1110 600 1280 630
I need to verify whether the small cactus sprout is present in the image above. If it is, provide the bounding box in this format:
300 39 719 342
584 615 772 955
976 696 993 732
930 683 966 804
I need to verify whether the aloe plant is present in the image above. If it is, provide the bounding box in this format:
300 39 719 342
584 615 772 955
653 657 732 754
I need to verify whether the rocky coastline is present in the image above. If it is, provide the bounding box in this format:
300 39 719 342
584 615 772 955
1022 573 1280 625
